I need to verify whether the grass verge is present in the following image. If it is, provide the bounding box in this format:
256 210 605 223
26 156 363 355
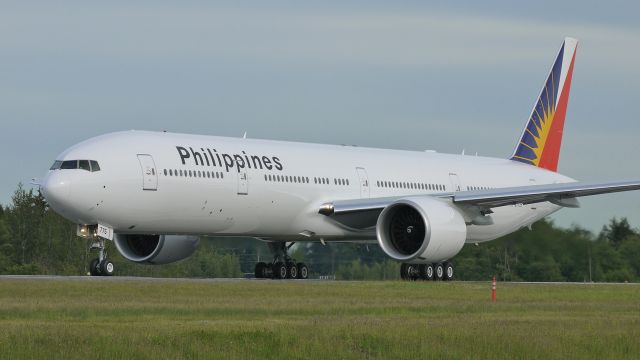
0 279 638 359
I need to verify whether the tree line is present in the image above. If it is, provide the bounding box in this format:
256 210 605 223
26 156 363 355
1 184 639 282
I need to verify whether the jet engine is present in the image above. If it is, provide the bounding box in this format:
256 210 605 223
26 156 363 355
376 197 466 263
113 234 200 264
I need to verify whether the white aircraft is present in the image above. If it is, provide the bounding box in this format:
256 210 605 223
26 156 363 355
38 37 640 280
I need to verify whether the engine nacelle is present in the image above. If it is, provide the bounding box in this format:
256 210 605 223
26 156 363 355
113 234 200 264
376 197 466 263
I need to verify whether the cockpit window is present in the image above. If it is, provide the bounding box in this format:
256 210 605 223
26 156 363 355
90 160 100 172
60 160 78 169
51 160 101 172
79 160 91 171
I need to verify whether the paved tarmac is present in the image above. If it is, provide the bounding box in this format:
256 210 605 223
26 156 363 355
0 275 637 285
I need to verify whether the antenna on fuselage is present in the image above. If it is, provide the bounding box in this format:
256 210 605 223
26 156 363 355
242 132 247 139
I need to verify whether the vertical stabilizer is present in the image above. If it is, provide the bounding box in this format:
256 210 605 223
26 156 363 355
510 37 578 172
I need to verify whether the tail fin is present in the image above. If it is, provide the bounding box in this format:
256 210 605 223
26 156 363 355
510 37 578 172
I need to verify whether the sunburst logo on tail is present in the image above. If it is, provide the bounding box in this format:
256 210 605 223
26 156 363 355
511 38 578 172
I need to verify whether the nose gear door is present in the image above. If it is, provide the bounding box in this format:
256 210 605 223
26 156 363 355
137 154 158 191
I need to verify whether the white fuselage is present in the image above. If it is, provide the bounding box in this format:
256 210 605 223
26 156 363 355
41 131 572 243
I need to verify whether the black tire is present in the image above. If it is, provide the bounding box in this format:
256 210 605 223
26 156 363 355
402 264 418 281
264 263 273 278
419 264 434 281
100 259 114 276
254 262 267 278
443 262 454 281
273 261 287 279
297 263 309 279
400 263 408 280
410 264 420 281
435 263 444 280
89 258 101 276
288 263 298 279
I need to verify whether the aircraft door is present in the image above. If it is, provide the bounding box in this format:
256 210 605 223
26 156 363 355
356 167 370 198
237 171 249 195
137 154 158 191
448 173 462 192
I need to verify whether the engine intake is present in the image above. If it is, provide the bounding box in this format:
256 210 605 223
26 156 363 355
114 234 199 264
376 197 466 263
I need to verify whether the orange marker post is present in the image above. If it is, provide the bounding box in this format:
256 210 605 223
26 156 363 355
491 276 497 303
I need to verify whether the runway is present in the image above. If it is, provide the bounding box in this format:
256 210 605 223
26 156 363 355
0 275 276 283
0 275 637 285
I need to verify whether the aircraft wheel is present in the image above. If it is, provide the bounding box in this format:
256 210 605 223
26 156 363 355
287 262 298 279
435 263 444 280
420 264 434 281
100 259 115 276
443 262 454 281
401 264 419 281
254 262 267 278
89 258 101 276
400 264 408 280
297 263 309 279
273 261 287 279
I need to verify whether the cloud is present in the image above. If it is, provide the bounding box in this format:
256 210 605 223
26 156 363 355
1 4 639 70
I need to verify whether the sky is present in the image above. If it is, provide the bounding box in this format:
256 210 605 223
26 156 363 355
1 1 639 232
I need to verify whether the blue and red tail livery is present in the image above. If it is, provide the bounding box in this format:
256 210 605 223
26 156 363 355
511 37 578 172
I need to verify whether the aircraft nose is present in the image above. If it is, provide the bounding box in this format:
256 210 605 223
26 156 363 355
41 173 72 208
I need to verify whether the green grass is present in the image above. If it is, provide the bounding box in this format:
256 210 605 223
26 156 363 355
0 279 638 359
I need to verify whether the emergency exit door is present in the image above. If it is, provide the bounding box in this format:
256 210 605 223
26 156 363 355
356 167 370 198
237 171 249 195
448 173 462 192
137 154 158 191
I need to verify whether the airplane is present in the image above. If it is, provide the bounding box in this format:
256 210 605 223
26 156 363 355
38 37 640 280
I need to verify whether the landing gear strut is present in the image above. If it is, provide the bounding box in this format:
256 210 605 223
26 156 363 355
88 238 114 276
254 242 309 280
401 262 453 281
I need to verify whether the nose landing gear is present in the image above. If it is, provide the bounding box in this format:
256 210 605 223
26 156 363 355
254 242 309 280
88 238 114 276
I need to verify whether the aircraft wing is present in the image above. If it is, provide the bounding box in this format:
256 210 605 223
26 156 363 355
452 179 640 208
318 180 640 227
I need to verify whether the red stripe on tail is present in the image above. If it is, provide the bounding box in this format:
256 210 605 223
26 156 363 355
538 48 577 172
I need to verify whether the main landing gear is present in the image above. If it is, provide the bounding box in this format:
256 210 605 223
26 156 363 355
400 262 454 281
254 242 309 280
88 238 114 276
